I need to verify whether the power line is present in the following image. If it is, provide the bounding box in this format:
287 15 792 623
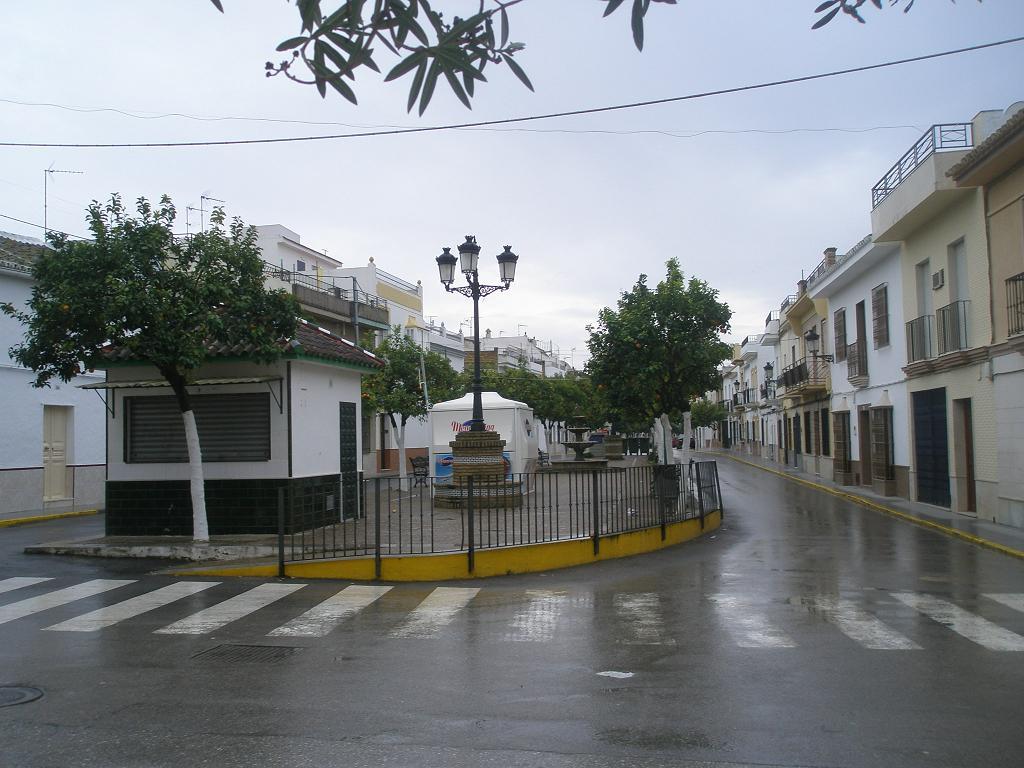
0 35 1020 150
0 94 925 137
0 211 87 240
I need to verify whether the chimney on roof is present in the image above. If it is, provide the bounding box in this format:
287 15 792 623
824 247 837 267
485 328 492 338
797 278 807 295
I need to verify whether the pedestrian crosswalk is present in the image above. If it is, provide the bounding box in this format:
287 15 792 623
1 575 1023 652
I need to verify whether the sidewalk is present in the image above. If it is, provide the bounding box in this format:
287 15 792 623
711 447 1024 558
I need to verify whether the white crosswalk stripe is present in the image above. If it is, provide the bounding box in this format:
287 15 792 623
983 593 1024 614
891 592 1024 651
504 589 567 642
0 577 53 595
808 596 920 650
614 592 676 646
268 584 392 637
44 582 220 632
0 579 135 625
389 587 479 638
154 583 306 635
708 594 796 648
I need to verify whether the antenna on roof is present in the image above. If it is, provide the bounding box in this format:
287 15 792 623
199 195 225 231
43 165 83 237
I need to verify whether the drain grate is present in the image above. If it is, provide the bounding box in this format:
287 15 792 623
191 644 301 665
0 686 44 708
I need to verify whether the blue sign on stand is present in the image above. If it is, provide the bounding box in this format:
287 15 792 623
434 452 512 480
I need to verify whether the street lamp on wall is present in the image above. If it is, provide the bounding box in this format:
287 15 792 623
763 361 775 399
804 327 833 363
436 235 519 432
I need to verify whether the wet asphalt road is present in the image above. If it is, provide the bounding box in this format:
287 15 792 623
1 460 1023 768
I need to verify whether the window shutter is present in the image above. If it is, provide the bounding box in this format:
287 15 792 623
872 284 889 348
834 309 847 362
126 393 271 463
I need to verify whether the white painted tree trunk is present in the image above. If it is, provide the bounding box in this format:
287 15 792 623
396 419 408 482
659 413 673 466
182 409 209 542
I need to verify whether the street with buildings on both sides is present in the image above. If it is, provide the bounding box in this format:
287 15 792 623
2 458 1023 768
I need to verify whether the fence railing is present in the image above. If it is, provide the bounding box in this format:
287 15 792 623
846 339 868 381
871 123 973 209
906 314 934 363
263 264 389 309
936 299 970 355
278 461 723 573
1007 273 1024 338
776 356 828 390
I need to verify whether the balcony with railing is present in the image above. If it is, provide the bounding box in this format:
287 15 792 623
906 315 934 364
776 356 828 396
763 309 781 342
846 340 868 387
936 299 970 355
1008 272 1024 338
263 264 390 327
870 123 975 242
872 124 973 209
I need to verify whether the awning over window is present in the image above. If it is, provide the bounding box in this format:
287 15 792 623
78 376 282 390
78 376 284 417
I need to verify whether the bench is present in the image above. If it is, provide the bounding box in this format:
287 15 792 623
409 455 430 487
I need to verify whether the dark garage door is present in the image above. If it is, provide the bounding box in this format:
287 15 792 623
912 388 950 507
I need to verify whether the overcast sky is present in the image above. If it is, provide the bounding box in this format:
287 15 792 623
3 1 1023 366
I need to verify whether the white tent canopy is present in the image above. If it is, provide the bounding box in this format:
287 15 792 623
429 391 539 477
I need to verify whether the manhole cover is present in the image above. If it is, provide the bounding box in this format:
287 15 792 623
191 644 300 665
0 686 44 708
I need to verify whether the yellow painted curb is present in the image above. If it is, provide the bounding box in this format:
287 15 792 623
169 511 722 581
721 453 1024 561
0 509 100 528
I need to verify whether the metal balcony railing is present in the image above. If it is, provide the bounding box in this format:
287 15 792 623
906 315 934 363
780 295 798 315
776 357 828 390
871 123 973 209
846 340 868 381
264 264 388 309
936 300 970 355
1008 272 1024 337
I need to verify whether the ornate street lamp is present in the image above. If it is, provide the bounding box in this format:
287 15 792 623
804 327 833 363
763 361 775 399
437 235 519 432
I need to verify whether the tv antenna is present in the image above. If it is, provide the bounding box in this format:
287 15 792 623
198 194 225 231
43 165 83 236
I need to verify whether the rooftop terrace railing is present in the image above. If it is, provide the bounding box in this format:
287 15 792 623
871 123 972 209
264 264 389 309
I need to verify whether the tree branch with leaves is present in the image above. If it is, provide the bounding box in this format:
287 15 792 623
208 0 978 113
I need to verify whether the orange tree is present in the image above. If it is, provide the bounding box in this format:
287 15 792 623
2 195 298 541
585 258 731 463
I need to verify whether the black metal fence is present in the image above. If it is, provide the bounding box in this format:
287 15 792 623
277 460 723 574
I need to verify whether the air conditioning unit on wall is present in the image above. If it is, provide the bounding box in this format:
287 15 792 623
932 269 945 290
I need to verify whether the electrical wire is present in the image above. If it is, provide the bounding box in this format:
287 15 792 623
0 212 86 240
0 35 1019 150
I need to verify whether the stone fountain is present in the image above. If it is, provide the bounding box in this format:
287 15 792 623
542 414 608 472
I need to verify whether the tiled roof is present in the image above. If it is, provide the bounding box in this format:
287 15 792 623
291 319 382 369
101 318 381 370
0 232 48 270
948 108 1024 179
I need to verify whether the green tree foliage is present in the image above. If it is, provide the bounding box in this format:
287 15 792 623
207 0 966 112
364 329 460 478
585 258 731 454
1 195 298 540
689 398 728 430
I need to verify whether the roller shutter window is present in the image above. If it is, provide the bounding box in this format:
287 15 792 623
872 283 890 348
125 393 271 463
